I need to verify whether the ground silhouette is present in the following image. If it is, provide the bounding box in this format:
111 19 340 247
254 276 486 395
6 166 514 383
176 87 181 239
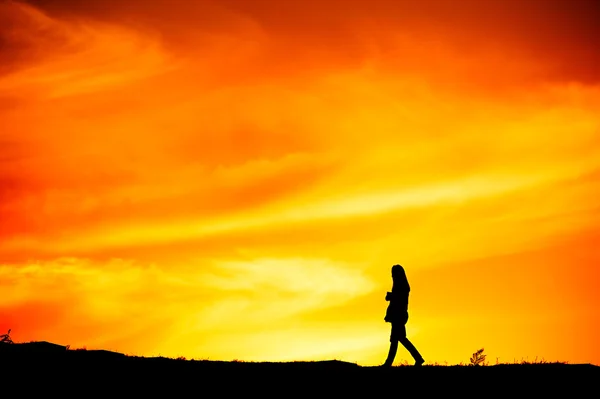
1 341 597 395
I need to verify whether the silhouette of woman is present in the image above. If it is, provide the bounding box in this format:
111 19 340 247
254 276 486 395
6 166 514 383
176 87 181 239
382 264 424 366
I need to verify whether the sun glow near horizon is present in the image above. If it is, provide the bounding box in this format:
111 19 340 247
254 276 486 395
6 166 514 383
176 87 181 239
1 0 599 366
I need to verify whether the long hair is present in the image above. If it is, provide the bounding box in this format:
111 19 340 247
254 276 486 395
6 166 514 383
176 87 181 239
391 264 410 293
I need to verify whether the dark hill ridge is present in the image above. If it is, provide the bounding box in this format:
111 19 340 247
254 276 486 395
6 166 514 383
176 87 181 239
1 342 597 395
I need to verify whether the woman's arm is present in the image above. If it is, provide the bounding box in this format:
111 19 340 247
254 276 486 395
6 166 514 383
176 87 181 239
386 290 407 303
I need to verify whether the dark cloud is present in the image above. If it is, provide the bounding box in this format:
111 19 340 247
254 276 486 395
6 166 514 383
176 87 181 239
0 1 88 78
17 0 600 83
23 0 600 47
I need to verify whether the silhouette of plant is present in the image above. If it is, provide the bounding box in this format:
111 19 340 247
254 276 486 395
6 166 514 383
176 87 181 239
0 329 14 344
470 348 486 366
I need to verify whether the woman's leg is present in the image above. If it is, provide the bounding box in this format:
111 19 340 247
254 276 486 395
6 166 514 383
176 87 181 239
383 340 398 366
399 336 424 365
382 323 400 366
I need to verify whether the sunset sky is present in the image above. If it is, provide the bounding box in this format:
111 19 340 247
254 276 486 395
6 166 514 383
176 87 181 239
1 0 599 366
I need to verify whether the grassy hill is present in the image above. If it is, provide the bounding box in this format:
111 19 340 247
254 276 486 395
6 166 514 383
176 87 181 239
1 341 597 395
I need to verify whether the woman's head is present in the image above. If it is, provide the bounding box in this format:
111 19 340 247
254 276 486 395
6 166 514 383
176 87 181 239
391 264 410 291
391 264 405 278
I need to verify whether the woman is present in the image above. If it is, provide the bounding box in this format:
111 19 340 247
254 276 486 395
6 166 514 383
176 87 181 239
382 264 424 366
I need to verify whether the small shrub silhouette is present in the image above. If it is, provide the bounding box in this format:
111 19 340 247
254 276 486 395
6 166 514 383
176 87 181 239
470 348 486 366
0 329 14 344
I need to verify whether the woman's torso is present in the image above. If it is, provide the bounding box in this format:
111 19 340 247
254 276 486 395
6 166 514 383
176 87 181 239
387 287 409 322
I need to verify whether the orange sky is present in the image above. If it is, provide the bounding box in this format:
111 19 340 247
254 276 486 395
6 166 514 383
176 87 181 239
1 0 599 365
